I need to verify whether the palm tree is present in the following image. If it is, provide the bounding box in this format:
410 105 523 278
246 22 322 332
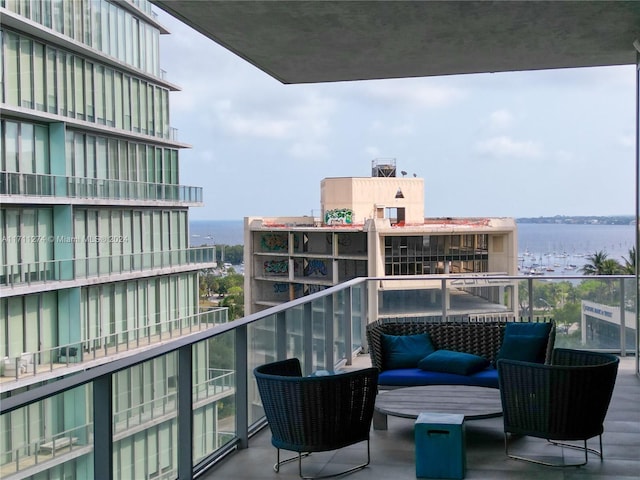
622 246 637 274
581 250 622 275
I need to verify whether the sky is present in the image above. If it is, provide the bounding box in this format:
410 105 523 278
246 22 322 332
156 10 637 222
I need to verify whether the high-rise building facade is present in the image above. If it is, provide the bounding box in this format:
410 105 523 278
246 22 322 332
0 2 226 478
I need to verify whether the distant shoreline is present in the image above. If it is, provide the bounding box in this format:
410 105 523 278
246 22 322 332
516 215 635 226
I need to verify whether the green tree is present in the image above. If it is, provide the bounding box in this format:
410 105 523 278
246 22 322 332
622 246 637 274
580 250 622 275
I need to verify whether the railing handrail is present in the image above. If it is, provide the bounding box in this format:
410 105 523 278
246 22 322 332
0 307 228 370
1 272 634 414
1 245 216 275
0 170 202 202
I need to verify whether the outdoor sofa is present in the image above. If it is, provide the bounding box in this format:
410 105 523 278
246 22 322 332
366 317 556 389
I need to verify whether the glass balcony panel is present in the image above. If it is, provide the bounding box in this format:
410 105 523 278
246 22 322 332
0 385 93 478
192 331 236 464
248 314 277 426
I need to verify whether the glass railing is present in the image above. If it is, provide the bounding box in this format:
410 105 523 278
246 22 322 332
0 274 635 479
0 171 203 203
0 308 228 382
1 246 216 287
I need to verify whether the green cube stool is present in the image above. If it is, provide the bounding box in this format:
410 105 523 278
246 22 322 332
415 412 466 479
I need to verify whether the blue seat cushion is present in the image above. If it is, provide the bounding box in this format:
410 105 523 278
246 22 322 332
418 349 490 375
381 333 435 369
378 367 499 388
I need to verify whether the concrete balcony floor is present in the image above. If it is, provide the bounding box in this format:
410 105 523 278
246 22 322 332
205 356 639 480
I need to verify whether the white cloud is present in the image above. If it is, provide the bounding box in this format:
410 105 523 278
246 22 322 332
475 136 542 159
618 133 635 148
487 109 513 130
364 79 467 108
288 141 329 159
365 146 381 158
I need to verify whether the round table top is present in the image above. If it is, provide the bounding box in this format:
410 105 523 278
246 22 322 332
375 384 502 420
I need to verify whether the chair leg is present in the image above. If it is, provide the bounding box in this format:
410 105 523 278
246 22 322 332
505 433 601 467
274 441 371 479
274 449 311 473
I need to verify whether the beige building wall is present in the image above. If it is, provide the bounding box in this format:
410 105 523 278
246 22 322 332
321 177 425 224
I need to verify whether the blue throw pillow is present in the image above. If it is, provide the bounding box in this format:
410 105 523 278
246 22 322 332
503 321 552 338
381 333 435 369
497 322 551 363
497 334 548 363
417 350 490 376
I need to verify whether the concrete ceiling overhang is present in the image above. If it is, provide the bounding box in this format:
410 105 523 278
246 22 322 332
151 0 640 84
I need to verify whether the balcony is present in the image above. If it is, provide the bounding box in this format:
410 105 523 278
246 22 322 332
0 171 203 205
0 308 229 387
0 274 637 479
1 246 216 292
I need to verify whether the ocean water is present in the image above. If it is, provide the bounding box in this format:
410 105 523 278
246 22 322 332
189 220 636 275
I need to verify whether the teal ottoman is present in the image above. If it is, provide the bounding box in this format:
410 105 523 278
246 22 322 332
415 412 466 479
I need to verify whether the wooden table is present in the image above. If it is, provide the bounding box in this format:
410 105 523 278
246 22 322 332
373 385 502 430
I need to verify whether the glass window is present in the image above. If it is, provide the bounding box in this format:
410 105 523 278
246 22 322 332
123 77 131 130
20 123 35 174
33 42 45 111
96 137 107 179
74 58 85 119
114 72 123 129
3 121 19 172
139 82 147 134
63 0 74 37
95 65 105 124
5 33 19 106
34 125 49 174
109 3 117 56
105 68 114 126
73 0 83 42
131 79 140 132
86 135 96 179
51 0 64 33
85 61 94 121
108 139 118 180
117 7 126 61
74 133 86 178
42 0 52 28
46 47 57 113
19 37 34 108
65 53 75 116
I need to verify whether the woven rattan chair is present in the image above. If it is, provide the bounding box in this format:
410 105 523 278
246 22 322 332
254 358 379 479
497 348 619 467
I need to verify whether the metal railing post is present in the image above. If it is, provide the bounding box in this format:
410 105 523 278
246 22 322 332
324 295 335 369
619 278 626 356
303 302 313 374
344 287 353 364
276 311 287 361
94 375 113 480
177 345 193 480
235 324 249 449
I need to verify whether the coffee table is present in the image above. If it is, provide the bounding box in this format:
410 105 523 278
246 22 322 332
373 385 502 430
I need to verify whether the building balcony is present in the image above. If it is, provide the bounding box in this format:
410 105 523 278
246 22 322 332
0 171 203 206
1 246 216 294
0 308 229 388
1 274 637 479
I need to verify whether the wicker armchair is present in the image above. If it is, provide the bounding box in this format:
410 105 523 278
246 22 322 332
254 358 379 479
497 348 619 467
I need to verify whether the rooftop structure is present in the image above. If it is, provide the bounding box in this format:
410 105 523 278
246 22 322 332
245 168 518 316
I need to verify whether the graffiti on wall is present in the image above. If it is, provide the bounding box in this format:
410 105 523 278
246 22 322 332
264 260 288 275
324 208 353 225
305 259 327 277
261 234 287 251
273 283 303 295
